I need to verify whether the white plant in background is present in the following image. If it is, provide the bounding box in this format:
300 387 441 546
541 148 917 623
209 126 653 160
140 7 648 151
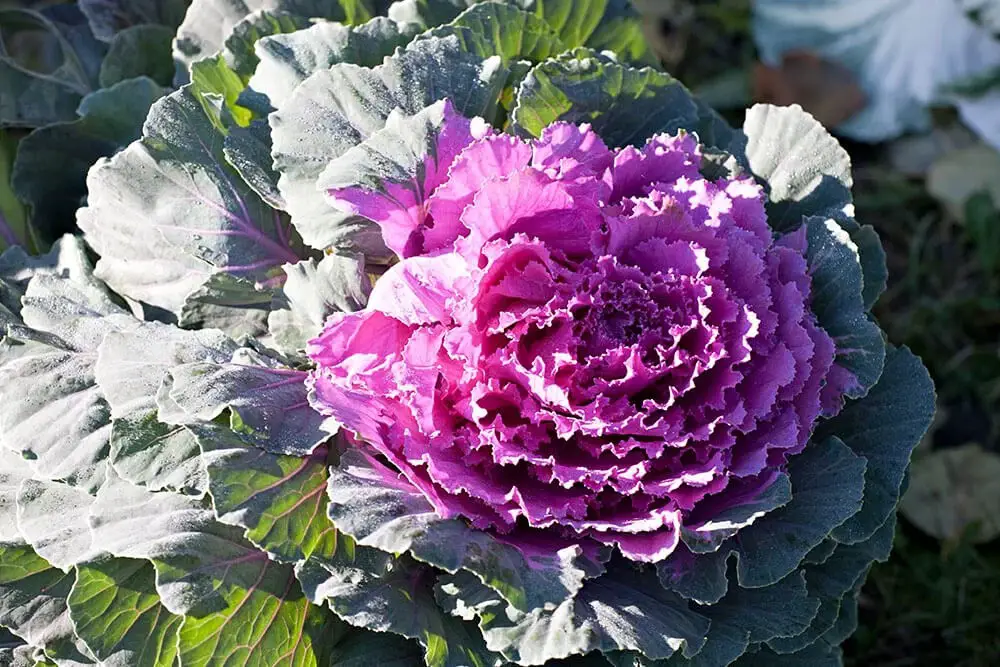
753 0 1000 148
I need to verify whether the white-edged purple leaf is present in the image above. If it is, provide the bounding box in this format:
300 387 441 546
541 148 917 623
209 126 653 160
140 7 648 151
270 32 508 254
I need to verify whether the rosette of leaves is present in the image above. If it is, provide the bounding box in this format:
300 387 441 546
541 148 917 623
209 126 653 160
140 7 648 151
0 2 932 667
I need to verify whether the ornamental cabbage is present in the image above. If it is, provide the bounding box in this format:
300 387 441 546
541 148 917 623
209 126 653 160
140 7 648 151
308 105 843 562
0 1 933 667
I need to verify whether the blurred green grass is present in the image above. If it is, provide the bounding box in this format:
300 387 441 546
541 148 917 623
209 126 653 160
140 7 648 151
653 1 1000 664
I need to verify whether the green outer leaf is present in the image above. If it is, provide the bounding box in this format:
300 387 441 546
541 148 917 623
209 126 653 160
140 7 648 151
249 17 418 111
526 0 606 48
191 54 254 131
803 216 885 401
329 630 422 666
0 131 37 254
80 0 190 42
0 460 30 543
67 559 181 667
270 33 507 254
731 642 841 667
733 437 866 588
663 571 820 667
224 119 285 210
86 467 343 666
224 10 311 80
299 557 499 667
679 475 792 554
316 98 467 193
656 545 730 606
162 347 329 456
176 559 339 667
0 336 111 495
99 25 175 87
742 104 852 232
15 479 100 572
79 85 304 318
766 516 893 654
173 0 374 83
11 77 167 241
419 2 568 63
0 545 94 665
188 8 316 131
437 566 710 665
94 319 238 493
177 272 274 339
267 254 371 357
816 346 935 544
0 643 34 667
0 247 135 496
201 427 340 564
0 8 103 128
846 221 887 311
386 0 475 27
325 450 605 613
582 0 654 65
512 49 699 147
0 235 120 331
87 470 223 600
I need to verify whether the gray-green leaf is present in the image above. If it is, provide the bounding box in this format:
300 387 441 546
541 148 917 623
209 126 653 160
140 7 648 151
0 7 105 128
249 17 417 110
512 48 699 147
98 25 175 87
94 319 238 493
742 104 853 233
162 347 331 456
816 346 935 544
11 77 167 240
79 85 304 318
268 253 370 357
325 450 606 613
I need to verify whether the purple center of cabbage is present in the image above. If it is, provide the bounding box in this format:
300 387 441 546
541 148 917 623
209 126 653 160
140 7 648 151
306 102 841 562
